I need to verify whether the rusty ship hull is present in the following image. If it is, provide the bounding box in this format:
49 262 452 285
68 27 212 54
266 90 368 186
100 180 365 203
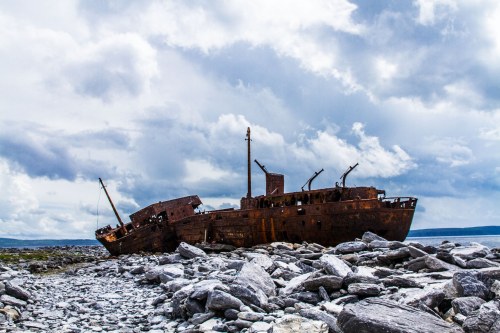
96 128 417 256
96 188 417 255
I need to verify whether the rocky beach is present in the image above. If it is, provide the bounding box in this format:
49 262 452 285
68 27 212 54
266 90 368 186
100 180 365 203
1 233 500 333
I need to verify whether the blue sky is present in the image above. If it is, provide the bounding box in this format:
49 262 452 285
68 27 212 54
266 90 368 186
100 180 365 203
1 0 499 239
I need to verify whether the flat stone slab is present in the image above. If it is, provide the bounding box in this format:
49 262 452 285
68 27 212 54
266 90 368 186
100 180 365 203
338 298 464 333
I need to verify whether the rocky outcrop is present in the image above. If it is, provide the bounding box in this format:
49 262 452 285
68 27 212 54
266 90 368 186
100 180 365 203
1 235 499 332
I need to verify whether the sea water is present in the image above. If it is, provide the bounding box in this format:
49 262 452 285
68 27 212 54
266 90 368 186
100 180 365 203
406 235 500 249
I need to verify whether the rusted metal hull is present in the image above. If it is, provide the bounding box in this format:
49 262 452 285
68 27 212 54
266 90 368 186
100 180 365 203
175 198 415 248
97 196 416 255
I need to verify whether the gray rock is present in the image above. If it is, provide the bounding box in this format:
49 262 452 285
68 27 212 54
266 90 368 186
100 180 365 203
453 271 490 300
405 256 428 272
425 255 459 271
5 281 31 301
378 247 411 261
224 308 239 320
206 289 244 312
343 273 379 287
466 258 500 269
462 300 500 333
177 242 208 259
164 278 192 292
451 296 486 316
302 275 343 292
347 283 381 297
319 254 352 278
382 276 423 288
295 291 321 304
451 243 490 260
250 254 275 272
159 253 184 264
249 321 273 333
280 272 312 296
361 231 387 243
129 265 145 274
299 307 341 333
404 288 446 309
238 311 264 322
338 298 464 333
227 318 251 329
273 314 328 333
21 321 49 330
229 283 268 308
190 279 229 301
235 262 276 296
0 294 27 307
368 240 405 250
335 241 367 254
408 245 428 258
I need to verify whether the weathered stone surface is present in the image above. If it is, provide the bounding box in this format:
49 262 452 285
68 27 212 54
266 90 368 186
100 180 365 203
229 283 268 308
280 273 312 296
144 263 184 283
205 289 244 312
451 243 490 260
299 307 340 333
338 298 464 333
408 245 428 258
347 283 381 297
462 300 500 333
190 279 229 301
249 321 273 333
405 256 428 272
5 281 31 301
158 253 183 265
378 247 411 262
250 254 275 272
453 271 490 300
319 254 352 278
235 262 276 296
164 278 192 293
382 276 423 288
368 240 405 250
0 294 27 307
343 273 379 287
451 296 486 316
273 314 328 333
404 288 446 309
238 311 264 322
425 255 459 272
466 258 500 269
335 241 367 254
177 242 208 259
361 231 387 243
302 275 343 292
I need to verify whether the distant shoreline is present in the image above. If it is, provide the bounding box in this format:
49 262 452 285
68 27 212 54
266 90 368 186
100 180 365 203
407 225 500 237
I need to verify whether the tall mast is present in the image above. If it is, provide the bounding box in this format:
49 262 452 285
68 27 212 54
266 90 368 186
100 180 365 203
99 178 124 227
246 127 252 198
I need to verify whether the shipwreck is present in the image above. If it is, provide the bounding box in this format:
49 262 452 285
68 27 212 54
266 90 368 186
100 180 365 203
96 128 417 255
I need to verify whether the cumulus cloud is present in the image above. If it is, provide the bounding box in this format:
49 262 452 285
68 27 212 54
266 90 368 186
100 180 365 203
62 33 158 101
293 122 416 178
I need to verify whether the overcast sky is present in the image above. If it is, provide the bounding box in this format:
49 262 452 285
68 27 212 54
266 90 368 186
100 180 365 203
1 0 499 239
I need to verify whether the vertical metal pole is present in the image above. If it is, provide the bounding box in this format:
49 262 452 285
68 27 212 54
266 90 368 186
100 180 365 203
99 178 124 227
246 127 252 198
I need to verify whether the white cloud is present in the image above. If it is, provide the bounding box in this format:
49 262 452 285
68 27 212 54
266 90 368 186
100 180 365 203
413 0 457 26
184 159 238 184
293 122 416 178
